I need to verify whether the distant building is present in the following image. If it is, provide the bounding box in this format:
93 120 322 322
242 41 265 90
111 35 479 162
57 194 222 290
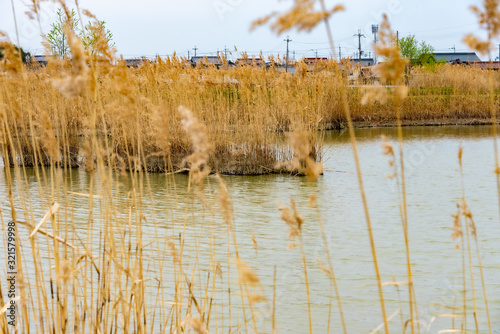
351 58 375 67
433 52 481 62
470 61 500 70
303 57 329 70
32 55 48 66
190 56 223 67
236 57 266 67
303 57 329 63
273 63 296 73
125 58 148 67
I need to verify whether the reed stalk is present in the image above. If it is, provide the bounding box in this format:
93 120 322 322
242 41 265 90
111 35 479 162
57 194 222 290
0 1 499 333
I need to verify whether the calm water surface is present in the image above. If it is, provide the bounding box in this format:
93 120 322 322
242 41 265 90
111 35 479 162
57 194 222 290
1 125 499 333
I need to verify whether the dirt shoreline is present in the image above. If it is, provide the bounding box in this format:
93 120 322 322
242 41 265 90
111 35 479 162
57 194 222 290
332 117 500 129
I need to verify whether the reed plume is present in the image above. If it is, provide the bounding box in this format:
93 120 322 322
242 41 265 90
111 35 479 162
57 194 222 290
179 106 212 189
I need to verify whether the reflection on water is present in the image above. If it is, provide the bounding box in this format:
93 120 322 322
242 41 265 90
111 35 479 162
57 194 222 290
1 125 499 333
326 124 500 143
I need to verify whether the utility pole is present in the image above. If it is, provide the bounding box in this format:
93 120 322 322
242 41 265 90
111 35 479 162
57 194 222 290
339 45 342 60
188 51 190 59
450 45 456 53
224 45 229 60
372 25 379 44
397 31 399 47
193 46 198 58
284 35 292 73
372 24 379 64
354 29 366 61
293 50 296 60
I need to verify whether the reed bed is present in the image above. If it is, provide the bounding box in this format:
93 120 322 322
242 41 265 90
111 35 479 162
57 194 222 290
0 0 499 333
2 58 499 174
0 51 498 174
2 56 326 174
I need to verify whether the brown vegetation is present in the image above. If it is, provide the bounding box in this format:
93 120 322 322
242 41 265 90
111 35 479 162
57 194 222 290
0 0 499 333
1 56 499 174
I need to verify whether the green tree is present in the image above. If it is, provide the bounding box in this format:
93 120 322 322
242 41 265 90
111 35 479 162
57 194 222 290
81 20 115 56
398 34 435 63
45 8 80 57
44 8 115 58
399 35 419 60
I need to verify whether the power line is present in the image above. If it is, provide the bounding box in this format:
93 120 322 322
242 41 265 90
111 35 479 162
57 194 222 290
294 41 331 45
397 22 477 35
292 22 479 49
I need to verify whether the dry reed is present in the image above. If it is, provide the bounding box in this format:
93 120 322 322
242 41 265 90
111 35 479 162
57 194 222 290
0 1 499 334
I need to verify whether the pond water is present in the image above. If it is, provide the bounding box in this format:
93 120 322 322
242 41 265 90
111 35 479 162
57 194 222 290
1 125 499 333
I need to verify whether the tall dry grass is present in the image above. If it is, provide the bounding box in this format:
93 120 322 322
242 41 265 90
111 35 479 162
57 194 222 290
3 52 336 175
0 0 499 333
2 56 499 174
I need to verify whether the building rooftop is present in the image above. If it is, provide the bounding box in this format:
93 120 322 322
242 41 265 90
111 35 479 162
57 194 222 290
433 52 481 62
434 52 478 56
191 56 223 66
351 58 376 66
303 57 329 63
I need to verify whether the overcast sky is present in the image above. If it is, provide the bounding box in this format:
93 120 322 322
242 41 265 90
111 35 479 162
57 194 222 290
0 0 495 60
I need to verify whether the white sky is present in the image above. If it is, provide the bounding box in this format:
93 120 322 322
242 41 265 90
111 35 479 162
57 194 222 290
0 0 495 60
